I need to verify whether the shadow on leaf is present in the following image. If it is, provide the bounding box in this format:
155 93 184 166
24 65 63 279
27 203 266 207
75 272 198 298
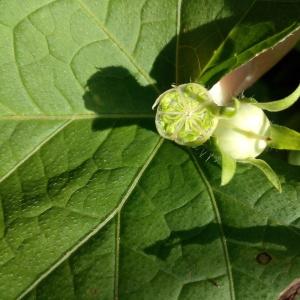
83 66 156 116
144 222 300 261
82 16 238 124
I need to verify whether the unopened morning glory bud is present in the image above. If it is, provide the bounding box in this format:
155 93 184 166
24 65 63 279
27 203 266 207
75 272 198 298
213 102 271 160
153 83 219 147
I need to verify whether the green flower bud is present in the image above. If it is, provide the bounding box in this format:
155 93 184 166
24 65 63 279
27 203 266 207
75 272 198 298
153 83 219 147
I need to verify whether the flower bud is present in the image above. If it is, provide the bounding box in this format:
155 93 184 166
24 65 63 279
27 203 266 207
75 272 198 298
214 102 271 159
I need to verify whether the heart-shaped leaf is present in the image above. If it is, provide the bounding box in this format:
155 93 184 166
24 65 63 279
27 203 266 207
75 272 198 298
0 1 299 299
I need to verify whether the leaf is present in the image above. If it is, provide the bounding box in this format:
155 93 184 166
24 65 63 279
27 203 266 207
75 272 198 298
288 151 300 166
176 1 300 86
0 1 299 300
201 158 300 300
252 83 300 112
269 124 300 151
239 158 282 192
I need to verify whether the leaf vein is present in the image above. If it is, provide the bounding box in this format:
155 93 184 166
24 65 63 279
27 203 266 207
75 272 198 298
17 137 164 300
0 119 71 185
76 0 160 95
188 150 236 300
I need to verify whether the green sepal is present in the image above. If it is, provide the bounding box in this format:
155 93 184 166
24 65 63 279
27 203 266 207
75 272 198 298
219 97 240 119
249 83 300 112
239 158 282 192
288 151 300 166
214 137 237 186
269 124 300 150
220 150 237 186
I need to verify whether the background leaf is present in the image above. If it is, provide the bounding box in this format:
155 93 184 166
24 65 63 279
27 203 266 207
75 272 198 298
0 0 299 299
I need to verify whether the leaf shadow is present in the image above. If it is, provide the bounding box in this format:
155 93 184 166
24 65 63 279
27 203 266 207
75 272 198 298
83 65 158 133
82 16 237 132
83 66 156 117
144 222 300 261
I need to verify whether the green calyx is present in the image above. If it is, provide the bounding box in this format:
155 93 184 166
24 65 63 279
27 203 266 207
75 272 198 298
153 83 219 147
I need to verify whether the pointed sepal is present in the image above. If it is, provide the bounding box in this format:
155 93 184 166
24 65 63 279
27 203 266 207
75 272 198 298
251 83 300 112
220 150 237 186
269 124 300 150
239 158 281 192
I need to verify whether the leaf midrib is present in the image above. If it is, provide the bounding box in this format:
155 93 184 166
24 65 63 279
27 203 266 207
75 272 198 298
189 150 236 300
0 113 154 120
213 187 300 238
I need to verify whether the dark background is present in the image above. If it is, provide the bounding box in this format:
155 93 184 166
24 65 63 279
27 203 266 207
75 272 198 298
245 43 300 163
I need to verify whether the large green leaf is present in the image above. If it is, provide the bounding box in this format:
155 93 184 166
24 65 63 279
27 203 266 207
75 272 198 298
0 1 299 299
